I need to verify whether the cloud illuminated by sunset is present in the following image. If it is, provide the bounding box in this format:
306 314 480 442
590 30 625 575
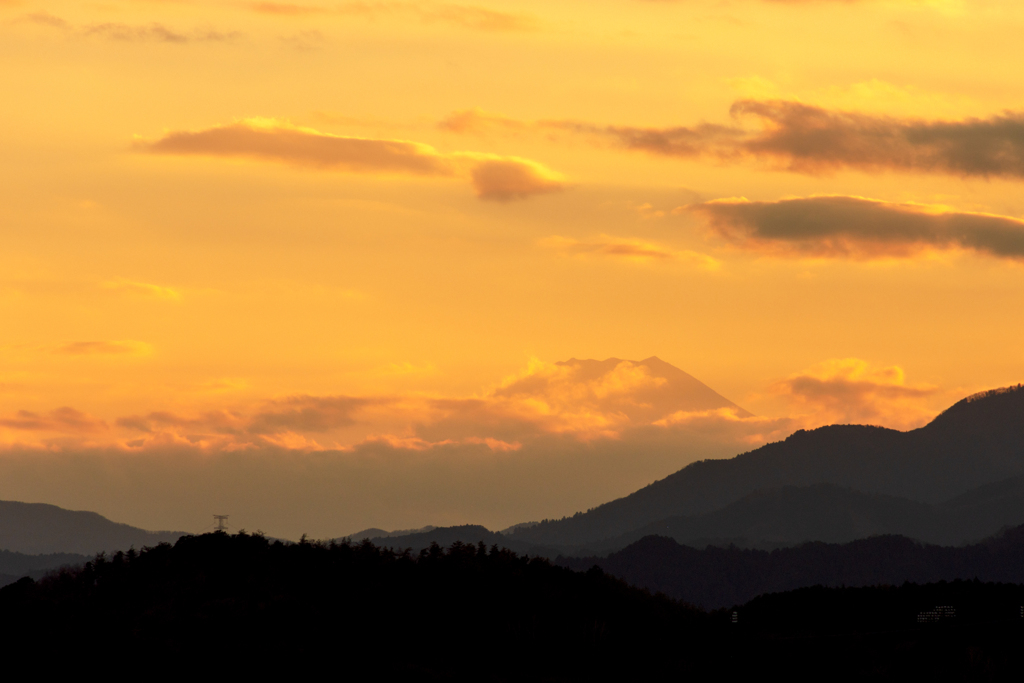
138 119 564 200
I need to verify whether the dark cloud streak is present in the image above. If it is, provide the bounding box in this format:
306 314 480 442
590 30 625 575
691 196 1024 260
443 102 1024 180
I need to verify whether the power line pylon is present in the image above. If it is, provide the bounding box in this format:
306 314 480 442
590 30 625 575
213 515 229 532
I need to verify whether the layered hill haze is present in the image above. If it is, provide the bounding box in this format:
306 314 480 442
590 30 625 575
583 478 1024 552
562 525 1024 609
0 501 187 555
344 474 1024 557
510 384 1024 548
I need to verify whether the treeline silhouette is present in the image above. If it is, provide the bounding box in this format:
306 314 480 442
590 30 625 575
0 531 708 678
6 531 1024 678
561 525 1024 609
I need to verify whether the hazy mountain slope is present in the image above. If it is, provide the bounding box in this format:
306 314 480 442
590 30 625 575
938 474 1024 540
562 525 1024 609
345 525 437 540
579 477 1024 553
0 500 187 555
0 549 89 588
513 385 1024 547
581 484 936 552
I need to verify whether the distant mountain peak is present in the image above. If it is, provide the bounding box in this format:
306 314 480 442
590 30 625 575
546 356 752 419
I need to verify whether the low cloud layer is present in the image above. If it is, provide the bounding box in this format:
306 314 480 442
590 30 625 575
0 357 953 537
1 357 770 451
441 101 1024 180
689 195 1024 260
138 119 564 201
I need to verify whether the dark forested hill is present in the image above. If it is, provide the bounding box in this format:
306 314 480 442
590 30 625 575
0 531 709 678
6 532 1024 679
0 500 187 555
512 385 1024 547
562 524 1024 609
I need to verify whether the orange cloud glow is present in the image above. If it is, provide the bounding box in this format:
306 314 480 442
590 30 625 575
2 357 765 452
772 359 939 429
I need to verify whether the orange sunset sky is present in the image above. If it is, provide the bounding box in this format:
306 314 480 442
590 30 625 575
2 0 1023 538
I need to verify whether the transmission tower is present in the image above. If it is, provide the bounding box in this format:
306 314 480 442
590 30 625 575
213 515 229 532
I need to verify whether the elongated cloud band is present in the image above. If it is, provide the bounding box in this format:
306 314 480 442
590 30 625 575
614 101 1024 178
539 235 719 269
689 195 1024 260
730 100 1024 177
138 120 564 201
442 102 1024 180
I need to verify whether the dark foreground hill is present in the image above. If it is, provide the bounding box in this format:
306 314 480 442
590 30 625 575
562 524 1024 609
512 384 1024 548
0 531 708 678
725 580 1024 679
5 532 1024 679
0 500 187 555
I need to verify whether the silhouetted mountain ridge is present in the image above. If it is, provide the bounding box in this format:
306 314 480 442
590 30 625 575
562 524 1024 609
0 500 187 555
513 384 1024 547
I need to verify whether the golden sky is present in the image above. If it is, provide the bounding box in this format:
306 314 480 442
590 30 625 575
2 0 1023 537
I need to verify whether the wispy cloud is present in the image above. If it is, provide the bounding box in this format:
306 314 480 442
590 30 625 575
137 119 565 201
17 12 240 43
419 4 537 32
689 195 1024 261
249 2 328 16
0 407 107 434
247 2 538 32
101 279 182 301
54 341 153 356
22 11 69 28
539 235 720 269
